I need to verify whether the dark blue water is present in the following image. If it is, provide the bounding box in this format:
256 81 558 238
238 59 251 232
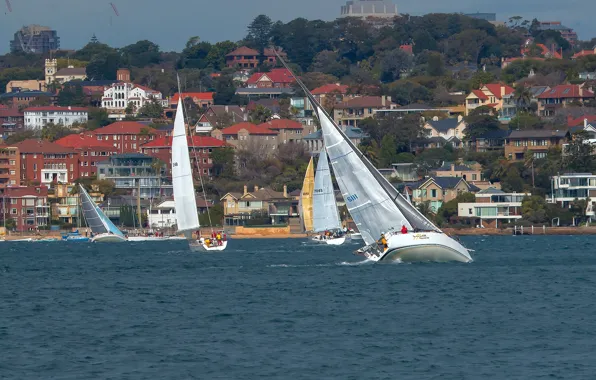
2 236 596 379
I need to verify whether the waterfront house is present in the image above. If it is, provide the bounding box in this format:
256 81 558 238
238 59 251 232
410 176 480 212
220 185 296 226
457 187 529 228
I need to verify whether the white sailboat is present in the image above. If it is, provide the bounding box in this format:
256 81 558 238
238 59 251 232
275 53 472 263
79 184 127 243
310 147 346 245
171 95 227 251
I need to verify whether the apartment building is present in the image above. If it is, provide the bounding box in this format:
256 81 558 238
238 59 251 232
505 130 569 161
0 185 49 231
0 144 20 186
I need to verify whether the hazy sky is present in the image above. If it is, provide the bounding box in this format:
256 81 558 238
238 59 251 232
0 0 595 54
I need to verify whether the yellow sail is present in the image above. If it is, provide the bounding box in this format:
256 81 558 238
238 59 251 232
301 157 315 232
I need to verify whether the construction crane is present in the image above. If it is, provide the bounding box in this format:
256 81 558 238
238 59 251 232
109 2 119 16
5 0 12 13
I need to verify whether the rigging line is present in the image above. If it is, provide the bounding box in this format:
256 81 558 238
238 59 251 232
176 73 215 234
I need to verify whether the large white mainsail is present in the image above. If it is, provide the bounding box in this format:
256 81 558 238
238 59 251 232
312 147 342 232
172 98 200 233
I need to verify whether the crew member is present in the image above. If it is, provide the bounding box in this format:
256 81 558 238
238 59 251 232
401 225 408 234
379 234 388 250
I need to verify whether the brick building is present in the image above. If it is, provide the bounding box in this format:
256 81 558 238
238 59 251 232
225 46 287 68
55 133 119 178
141 136 227 178
14 139 78 185
93 121 163 154
0 185 50 232
0 144 20 186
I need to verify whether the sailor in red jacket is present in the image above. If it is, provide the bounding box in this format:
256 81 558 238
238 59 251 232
401 225 408 234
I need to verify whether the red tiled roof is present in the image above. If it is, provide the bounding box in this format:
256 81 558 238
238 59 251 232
486 103 499 108
259 119 303 130
521 43 563 59
55 133 115 150
141 136 228 148
538 85 595 99
171 92 214 103
24 106 88 112
246 68 295 85
5 186 48 197
0 108 23 118
471 90 489 100
220 122 278 135
15 139 76 154
572 49 596 59
226 46 259 56
567 115 596 127
94 121 157 135
483 84 514 99
311 84 349 95
400 44 413 54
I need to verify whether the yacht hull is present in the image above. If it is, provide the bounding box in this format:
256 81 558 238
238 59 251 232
380 232 472 263
92 233 127 243
190 239 228 252
311 235 346 245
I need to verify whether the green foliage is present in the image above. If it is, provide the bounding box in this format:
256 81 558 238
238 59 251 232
246 15 273 56
137 100 164 118
249 105 272 123
121 40 161 67
199 204 224 226
564 131 596 172
464 113 501 139
521 195 548 223
436 192 476 225
4 130 37 145
509 112 544 130
0 67 43 95
87 108 110 130
119 205 137 227
211 147 235 178
40 123 75 142
91 179 115 197
379 135 398 167
57 83 87 106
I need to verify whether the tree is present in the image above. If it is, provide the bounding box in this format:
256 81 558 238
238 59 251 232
40 123 75 142
121 40 161 67
57 83 87 106
91 179 115 197
125 102 137 117
249 105 272 123
85 52 121 80
379 135 398 167
179 38 213 69
4 130 37 144
137 100 164 118
380 48 413 82
205 41 237 70
509 113 544 130
464 113 501 140
521 195 548 223
211 147 235 178
246 15 273 59
564 131 596 172
513 85 532 112
87 107 111 130
213 75 237 105
436 192 475 225
426 52 445 76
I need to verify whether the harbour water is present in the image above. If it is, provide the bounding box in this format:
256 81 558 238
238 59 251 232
2 235 596 379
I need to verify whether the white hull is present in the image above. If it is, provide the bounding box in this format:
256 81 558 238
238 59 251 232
349 232 363 240
92 233 127 243
190 238 228 252
128 236 170 242
311 235 347 245
360 232 472 263
5 238 33 242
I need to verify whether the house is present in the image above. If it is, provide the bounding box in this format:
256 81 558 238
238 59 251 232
245 68 296 89
147 198 214 229
333 95 395 127
0 107 24 136
457 188 529 228
195 105 247 134
567 115 596 129
225 46 287 68
501 56 545 69
211 122 278 149
432 162 482 182
246 98 282 115
44 59 87 84
0 185 49 231
339 0 399 19
0 144 20 186
220 184 296 226
100 69 168 119
466 129 510 153
0 90 54 108
308 83 350 111
505 129 569 161
140 135 228 178
93 121 162 154
579 72 596 80
465 83 514 116
233 70 251 83
410 176 480 212
549 174 596 213
258 119 304 144
5 80 46 93
423 115 467 140
536 21 578 45
520 41 563 59
23 106 88 130
170 92 214 109
537 85 595 117
96 153 173 199
47 183 85 226
302 126 367 153
54 133 118 178
572 46 596 60
14 139 79 185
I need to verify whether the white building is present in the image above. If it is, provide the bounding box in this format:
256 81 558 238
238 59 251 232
339 0 399 18
458 188 530 228
549 173 596 208
45 59 87 85
148 200 177 228
24 106 88 130
101 82 168 120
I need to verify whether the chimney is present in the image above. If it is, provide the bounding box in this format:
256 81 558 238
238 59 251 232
457 115 463 123
585 118 588 129
243 185 248 195
451 163 455 171
501 85 505 98
432 116 439 121
225 105 228 112
381 96 386 107
283 184 287 198
116 68 131 82
254 185 259 192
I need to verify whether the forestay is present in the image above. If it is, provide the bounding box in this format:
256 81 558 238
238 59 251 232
313 147 342 232
317 107 413 246
171 98 200 233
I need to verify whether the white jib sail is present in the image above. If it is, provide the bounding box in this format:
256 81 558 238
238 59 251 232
313 147 343 232
316 106 411 246
172 98 200 233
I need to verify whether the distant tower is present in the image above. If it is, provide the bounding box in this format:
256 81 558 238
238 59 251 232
90 34 99 44
45 59 57 85
117 68 130 82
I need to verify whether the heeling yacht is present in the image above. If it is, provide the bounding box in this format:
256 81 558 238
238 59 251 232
275 54 472 263
311 146 346 245
79 184 127 243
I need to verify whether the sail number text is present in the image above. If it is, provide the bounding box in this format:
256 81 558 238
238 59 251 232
347 194 359 202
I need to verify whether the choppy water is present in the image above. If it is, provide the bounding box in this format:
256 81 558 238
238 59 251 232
1 236 596 379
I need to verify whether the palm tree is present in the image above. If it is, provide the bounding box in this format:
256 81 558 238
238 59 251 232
513 85 532 113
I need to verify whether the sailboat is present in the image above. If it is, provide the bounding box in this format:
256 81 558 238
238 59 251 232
171 95 227 251
275 53 472 263
79 184 127 243
310 147 346 245
300 157 315 233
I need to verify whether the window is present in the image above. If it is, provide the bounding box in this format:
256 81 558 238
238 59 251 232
431 189 437 198
10 160 15 165
468 208 473 215
11 208 17 214
472 174 477 180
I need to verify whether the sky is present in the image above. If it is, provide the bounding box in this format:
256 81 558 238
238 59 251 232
0 0 595 54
